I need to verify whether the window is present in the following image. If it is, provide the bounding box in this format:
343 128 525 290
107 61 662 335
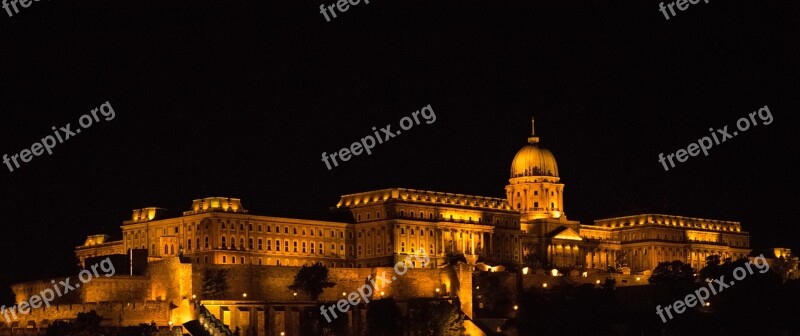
401 228 405 234
400 210 405 217
534 191 538 195
534 202 539 208
249 238 254 249
401 242 406 253
240 223 244 231
311 243 316 254
232 256 236 264
302 242 307 253
284 241 289 252
222 222 226 229
303 229 307 236
293 228 297 235
174 227 179 234
241 257 245 264
204 237 209 248
223 256 227 263
366 213 370 220
221 236 227 248
258 258 262 265
249 224 253 231
239 238 244 248
377 211 381 219
358 214 362 221
285 227 289 234
258 239 263 250
318 230 322 236
410 229 414 236
259 224 264 232
266 225 271 233
276 226 280 233
164 245 168 255
358 245 362 255
275 240 280 251
187 239 192 250
330 231 335 238
310 229 314 236
293 241 298 252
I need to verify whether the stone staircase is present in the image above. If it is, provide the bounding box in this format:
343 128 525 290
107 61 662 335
193 305 234 336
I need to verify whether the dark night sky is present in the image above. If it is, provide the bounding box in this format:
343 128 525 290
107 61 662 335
0 0 797 302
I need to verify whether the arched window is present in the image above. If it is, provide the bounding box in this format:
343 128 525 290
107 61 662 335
401 242 406 253
164 245 168 255
221 236 227 248
232 256 236 264
276 259 281 266
187 239 192 250
239 238 244 248
534 202 539 208
551 202 555 209
223 256 227 263
204 237 209 248
400 228 405 234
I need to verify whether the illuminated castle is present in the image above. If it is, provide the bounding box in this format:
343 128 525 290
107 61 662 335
16 116 753 335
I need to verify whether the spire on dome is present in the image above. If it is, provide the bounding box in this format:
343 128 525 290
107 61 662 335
528 115 540 144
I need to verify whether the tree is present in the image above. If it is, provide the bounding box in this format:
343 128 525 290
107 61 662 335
699 254 724 280
407 300 465 336
445 252 467 266
288 263 335 300
367 299 404 336
771 256 799 281
202 269 229 299
522 252 543 269
648 260 694 286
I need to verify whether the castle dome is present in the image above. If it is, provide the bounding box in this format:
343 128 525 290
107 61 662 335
510 116 559 178
510 144 558 178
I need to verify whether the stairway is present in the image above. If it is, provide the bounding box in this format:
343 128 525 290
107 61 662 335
190 305 234 336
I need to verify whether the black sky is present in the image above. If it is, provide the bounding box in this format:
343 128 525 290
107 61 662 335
0 0 798 301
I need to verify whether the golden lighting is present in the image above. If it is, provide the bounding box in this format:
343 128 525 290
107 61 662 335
705 302 710 307
522 267 530 275
242 293 248 298
551 269 558 277
435 288 440 293
581 271 588 278
636 277 641 282
596 280 601 284
342 292 347 297
293 292 298 297
542 283 548 288
513 305 519 311
192 294 197 299
380 291 385 296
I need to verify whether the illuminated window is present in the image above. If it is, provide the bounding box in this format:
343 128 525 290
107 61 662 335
284 241 289 252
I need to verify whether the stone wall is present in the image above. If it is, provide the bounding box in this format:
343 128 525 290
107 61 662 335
192 264 461 303
0 301 172 329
